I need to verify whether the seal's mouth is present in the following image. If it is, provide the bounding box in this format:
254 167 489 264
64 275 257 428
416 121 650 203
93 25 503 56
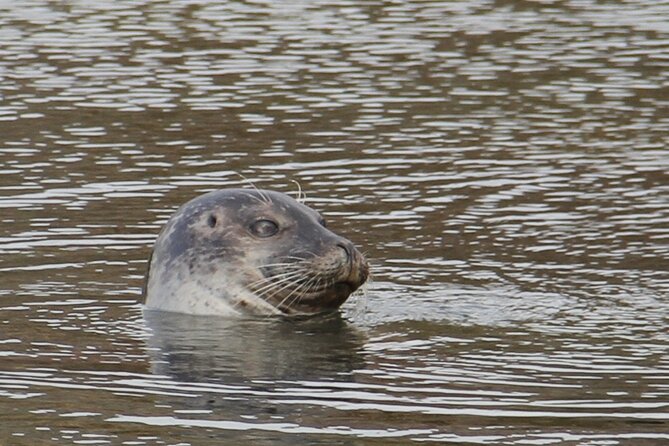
255 250 369 316
334 281 354 295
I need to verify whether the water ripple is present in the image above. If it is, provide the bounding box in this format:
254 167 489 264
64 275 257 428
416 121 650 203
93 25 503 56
1 0 669 444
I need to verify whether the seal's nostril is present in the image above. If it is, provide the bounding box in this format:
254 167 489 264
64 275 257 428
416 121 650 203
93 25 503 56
337 242 351 260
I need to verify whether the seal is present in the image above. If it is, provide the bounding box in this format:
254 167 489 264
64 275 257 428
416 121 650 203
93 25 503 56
143 188 369 317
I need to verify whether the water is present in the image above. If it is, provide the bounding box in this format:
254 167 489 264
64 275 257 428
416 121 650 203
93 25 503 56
1 0 669 444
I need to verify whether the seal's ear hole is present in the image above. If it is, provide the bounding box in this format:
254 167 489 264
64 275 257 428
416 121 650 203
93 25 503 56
207 214 217 228
250 219 279 238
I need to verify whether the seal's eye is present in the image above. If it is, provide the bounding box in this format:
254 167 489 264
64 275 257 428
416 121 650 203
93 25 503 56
319 218 327 228
250 219 279 238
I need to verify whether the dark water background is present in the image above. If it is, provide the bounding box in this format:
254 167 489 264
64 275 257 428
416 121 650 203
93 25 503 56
1 0 669 444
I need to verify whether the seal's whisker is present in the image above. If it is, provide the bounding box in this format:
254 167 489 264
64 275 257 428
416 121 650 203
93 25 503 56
250 270 305 295
254 273 304 295
236 172 272 203
257 283 302 314
250 262 320 298
302 274 327 294
273 255 313 263
258 255 314 270
248 268 300 285
303 275 324 297
256 266 312 295
249 275 297 295
290 179 304 204
271 266 318 308
255 264 313 283
254 265 299 275
295 274 322 305
362 257 376 281
263 274 308 310
276 251 319 262
285 270 324 311
278 273 316 313
241 191 267 205
273 285 300 313
259 260 309 269
248 269 305 291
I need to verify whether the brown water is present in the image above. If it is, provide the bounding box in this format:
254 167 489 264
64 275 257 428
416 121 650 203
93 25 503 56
1 0 669 444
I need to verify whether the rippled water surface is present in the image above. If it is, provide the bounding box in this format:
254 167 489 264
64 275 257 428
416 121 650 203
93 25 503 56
1 0 669 444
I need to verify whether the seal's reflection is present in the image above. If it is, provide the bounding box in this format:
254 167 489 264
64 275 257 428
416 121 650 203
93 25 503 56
143 311 366 383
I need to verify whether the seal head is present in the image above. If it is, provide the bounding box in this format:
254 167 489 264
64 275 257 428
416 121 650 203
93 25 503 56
144 189 368 316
